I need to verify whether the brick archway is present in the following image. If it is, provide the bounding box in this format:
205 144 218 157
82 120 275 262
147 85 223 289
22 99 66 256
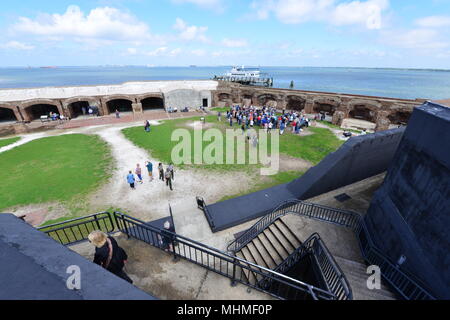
23 103 60 120
286 95 307 111
257 94 277 107
0 106 18 123
106 99 133 114
388 110 412 126
141 97 164 111
313 98 340 116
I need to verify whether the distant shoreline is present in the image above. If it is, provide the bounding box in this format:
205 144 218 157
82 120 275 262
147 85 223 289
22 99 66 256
1 66 449 72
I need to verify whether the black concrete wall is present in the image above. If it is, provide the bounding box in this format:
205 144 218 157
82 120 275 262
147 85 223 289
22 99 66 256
287 128 405 199
364 102 450 299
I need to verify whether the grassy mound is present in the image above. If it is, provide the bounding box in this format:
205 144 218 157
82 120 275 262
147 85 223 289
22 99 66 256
0 134 112 211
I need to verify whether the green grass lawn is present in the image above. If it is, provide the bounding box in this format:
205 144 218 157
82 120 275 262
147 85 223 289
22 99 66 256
123 117 344 200
123 116 344 168
0 137 20 148
0 134 112 211
279 127 344 165
210 107 230 113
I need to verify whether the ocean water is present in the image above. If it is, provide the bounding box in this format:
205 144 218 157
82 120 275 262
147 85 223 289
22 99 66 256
0 66 449 100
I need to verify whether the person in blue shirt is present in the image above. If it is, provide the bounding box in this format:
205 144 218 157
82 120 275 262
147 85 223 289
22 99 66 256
127 171 136 189
146 161 153 182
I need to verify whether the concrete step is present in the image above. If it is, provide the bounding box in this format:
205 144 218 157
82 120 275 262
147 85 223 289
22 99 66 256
267 224 293 255
251 237 277 269
276 218 302 249
236 250 258 284
262 227 290 260
256 233 284 266
333 256 397 300
247 241 273 270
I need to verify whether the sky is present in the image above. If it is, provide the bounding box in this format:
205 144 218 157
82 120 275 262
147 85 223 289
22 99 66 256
0 0 449 68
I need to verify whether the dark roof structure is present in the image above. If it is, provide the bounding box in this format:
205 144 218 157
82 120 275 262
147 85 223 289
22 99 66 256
0 214 156 300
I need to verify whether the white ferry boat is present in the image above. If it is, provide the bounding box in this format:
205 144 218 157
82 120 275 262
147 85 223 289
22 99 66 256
226 66 261 79
214 66 273 87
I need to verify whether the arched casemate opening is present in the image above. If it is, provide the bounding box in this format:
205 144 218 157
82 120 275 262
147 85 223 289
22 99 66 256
106 99 133 114
25 104 59 120
349 105 376 123
313 102 338 116
258 94 277 107
141 97 164 111
388 111 412 126
68 101 91 118
286 96 306 111
0 107 17 123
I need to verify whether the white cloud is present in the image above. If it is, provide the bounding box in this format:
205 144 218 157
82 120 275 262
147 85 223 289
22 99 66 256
249 0 389 29
173 18 209 43
1 41 35 50
127 48 138 55
12 5 153 42
222 38 248 48
191 49 206 56
416 16 450 28
382 29 449 50
172 0 224 12
331 0 389 29
127 47 182 57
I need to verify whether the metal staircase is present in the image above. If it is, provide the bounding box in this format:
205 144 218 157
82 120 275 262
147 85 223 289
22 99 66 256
227 199 437 300
235 218 302 272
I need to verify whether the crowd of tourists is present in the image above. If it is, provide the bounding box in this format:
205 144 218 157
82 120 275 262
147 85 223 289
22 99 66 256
218 105 314 135
126 161 175 191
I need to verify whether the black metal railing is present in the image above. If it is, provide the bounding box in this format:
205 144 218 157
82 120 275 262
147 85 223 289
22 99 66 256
312 235 352 300
113 212 335 300
259 233 352 300
355 221 436 300
228 199 436 300
38 211 335 300
227 199 360 253
38 212 115 246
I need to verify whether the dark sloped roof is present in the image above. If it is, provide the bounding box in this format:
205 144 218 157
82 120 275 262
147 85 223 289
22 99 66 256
0 214 156 300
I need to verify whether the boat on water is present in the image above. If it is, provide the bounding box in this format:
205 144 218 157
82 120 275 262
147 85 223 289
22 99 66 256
214 66 273 87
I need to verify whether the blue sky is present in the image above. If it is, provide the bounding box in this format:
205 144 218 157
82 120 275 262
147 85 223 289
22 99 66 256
0 0 449 68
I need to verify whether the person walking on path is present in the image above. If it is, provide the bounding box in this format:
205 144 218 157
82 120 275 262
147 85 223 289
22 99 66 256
218 111 222 122
165 168 173 191
168 163 175 181
135 164 143 184
158 163 165 181
144 120 151 132
88 231 133 283
146 161 153 181
115 109 120 119
127 171 136 189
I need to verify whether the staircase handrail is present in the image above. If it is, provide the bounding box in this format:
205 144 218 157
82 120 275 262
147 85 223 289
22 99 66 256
228 199 437 300
227 199 360 253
